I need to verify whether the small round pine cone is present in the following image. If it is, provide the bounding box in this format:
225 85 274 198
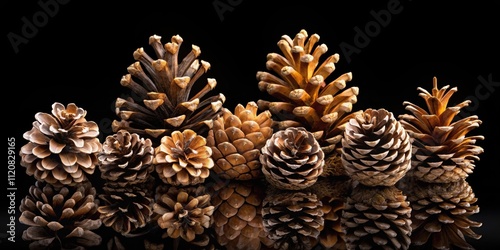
341 108 412 187
260 127 325 190
19 180 102 249
341 184 412 250
19 102 102 187
207 102 274 180
154 129 214 186
99 129 154 187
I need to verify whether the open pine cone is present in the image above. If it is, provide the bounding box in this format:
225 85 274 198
19 180 102 249
256 29 362 177
260 126 325 190
98 129 154 187
341 108 412 187
112 34 225 144
398 77 484 183
207 101 274 180
154 129 214 186
19 102 102 187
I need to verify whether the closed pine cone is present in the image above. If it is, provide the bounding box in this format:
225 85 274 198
399 77 484 183
19 102 102 187
256 29 362 177
342 108 412 187
207 101 274 180
341 184 412 250
400 177 482 249
154 129 214 186
112 34 225 144
260 127 324 190
99 129 154 187
19 180 102 249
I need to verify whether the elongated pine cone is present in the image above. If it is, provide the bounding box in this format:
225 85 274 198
112 34 225 144
19 180 102 249
399 77 484 183
342 108 412 187
154 129 214 186
207 101 274 180
400 177 482 249
341 184 412 250
260 127 324 190
19 102 102 187
98 129 154 187
210 179 267 250
256 29 362 177
261 187 324 250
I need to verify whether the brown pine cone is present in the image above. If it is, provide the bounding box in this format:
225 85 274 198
261 186 324 250
341 108 412 187
99 129 155 187
19 102 102 187
207 102 274 180
400 177 482 249
154 129 214 186
341 184 412 250
19 180 102 249
210 179 267 250
260 127 324 190
399 77 484 183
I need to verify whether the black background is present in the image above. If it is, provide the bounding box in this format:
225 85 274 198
2 0 499 249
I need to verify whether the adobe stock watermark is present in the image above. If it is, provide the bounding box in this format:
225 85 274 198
339 0 410 64
457 73 499 119
212 0 244 21
7 0 70 54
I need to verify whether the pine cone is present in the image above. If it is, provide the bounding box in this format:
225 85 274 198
256 29 362 177
19 180 102 249
98 181 154 235
99 129 155 187
398 77 484 183
210 179 267 250
19 102 102 187
261 186 324 250
341 108 412 187
260 127 324 190
207 101 274 180
112 34 225 144
341 184 412 250
154 129 214 186
400 177 482 249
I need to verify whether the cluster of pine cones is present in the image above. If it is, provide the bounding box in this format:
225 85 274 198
18 29 484 249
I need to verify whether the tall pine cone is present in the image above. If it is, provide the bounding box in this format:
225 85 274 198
19 102 102 187
256 29 362 177
260 127 324 190
154 129 214 186
112 34 225 144
207 102 274 180
398 77 484 183
341 108 412 187
400 177 482 249
98 129 154 187
341 184 412 250
261 186 324 250
19 180 102 249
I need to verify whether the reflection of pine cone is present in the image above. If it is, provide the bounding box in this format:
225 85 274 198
341 184 412 250
260 127 324 190
342 108 412 186
99 129 154 187
261 186 324 250
19 180 102 249
401 177 482 249
208 102 274 180
19 102 102 187
154 129 214 186
210 179 267 250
